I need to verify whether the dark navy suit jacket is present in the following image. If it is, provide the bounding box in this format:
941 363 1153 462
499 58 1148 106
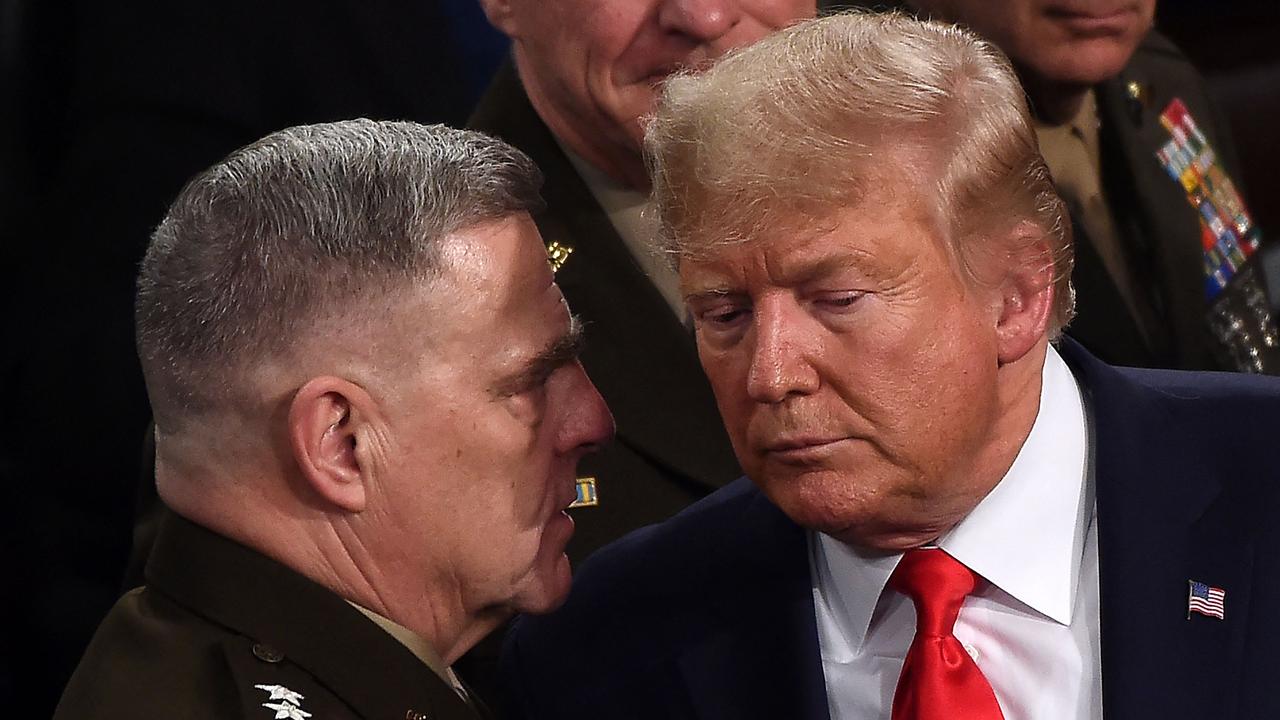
501 339 1280 719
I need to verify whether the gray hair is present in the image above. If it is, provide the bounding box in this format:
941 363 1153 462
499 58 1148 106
646 11 1074 335
136 119 544 427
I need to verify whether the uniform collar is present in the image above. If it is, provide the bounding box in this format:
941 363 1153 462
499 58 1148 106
347 602 465 695
144 511 482 719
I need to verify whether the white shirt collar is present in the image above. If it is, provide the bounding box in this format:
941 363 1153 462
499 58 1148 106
940 345 1090 624
811 344 1090 653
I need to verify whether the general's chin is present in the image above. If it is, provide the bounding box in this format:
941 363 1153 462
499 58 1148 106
1034 40 1141 86
515 553 574 615
515 512 576 614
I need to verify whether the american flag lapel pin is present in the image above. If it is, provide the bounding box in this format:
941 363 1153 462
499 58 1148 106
1187 580 1226 620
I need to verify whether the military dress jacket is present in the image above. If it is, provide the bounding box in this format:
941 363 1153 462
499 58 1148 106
1067 30 1245 371
467 63 741 563
54 512 484 720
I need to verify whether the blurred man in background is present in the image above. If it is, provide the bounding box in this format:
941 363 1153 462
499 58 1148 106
904 0 1258 370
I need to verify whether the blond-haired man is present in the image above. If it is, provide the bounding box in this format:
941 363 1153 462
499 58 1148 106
500 13 1280 720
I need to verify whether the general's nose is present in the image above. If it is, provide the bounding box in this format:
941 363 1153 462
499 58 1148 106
745 297 820 404
562 362 616 454
657 0 742 43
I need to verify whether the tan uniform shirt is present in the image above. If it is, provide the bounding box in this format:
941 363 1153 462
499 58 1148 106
1036 90 1154 345
350 603 470 701
562 147 687 323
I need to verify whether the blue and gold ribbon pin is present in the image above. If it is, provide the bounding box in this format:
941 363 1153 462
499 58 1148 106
568 477 598 508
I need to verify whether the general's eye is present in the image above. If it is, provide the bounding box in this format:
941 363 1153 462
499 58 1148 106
524 370 555 395
497 360 568 402
524 360 574 396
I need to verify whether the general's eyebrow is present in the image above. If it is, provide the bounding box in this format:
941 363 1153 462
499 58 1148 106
490 314 586 398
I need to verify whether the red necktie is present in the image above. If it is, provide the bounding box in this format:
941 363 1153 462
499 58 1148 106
889 549 1004 720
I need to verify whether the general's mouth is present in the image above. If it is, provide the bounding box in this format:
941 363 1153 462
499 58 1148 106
641 55 717 86
1045 5 1139 35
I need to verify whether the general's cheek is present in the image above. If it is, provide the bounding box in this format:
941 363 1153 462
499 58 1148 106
501 392 547 429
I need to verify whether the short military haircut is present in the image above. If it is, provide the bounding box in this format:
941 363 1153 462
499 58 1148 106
137 119 544 428
646 11 1074 334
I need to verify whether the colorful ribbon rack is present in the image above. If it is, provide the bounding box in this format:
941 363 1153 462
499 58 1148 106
1155 99 1280 373
1155 99 1262 300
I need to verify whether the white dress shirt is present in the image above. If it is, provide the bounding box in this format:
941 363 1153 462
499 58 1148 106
810 346 1102 720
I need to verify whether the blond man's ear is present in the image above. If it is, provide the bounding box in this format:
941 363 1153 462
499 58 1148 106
993 222 1056 365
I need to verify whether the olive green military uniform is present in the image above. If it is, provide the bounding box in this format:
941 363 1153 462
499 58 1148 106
55 512 486 720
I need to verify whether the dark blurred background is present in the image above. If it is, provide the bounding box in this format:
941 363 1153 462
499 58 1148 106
1159 0 1280 237
0 0 1275 716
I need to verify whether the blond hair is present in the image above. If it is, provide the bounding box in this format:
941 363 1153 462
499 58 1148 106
645 11 1074 334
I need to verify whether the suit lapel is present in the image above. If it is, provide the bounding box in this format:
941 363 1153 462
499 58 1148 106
468 63 739 490
1060 339 1251 717
1182 493 1255 718
674 491 831 720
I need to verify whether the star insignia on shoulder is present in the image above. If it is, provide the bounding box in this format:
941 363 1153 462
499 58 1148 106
263 701 313 719
255 685 304 705
255 684 310 719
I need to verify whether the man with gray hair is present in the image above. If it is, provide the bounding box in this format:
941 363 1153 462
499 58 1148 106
501 13 1280 720
54 119 613 720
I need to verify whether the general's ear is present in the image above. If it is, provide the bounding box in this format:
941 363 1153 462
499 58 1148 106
477 0 520 37
287 377 374 513
993 223 1056 365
